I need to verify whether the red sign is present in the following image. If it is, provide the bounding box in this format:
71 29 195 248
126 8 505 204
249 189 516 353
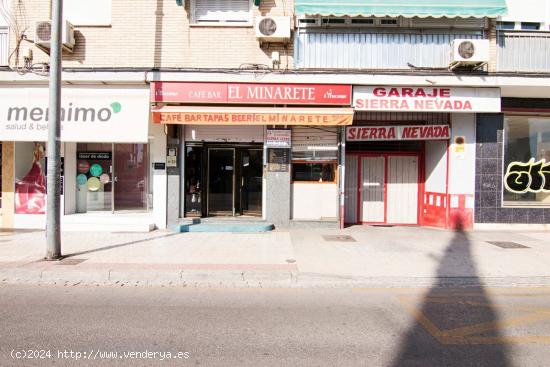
152 82 351 105
347 125 451 141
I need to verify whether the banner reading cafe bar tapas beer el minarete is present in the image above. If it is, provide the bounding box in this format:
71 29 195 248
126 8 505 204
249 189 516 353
150 82 354 126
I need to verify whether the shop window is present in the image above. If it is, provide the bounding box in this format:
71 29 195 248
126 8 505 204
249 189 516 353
292 162 337 183
192 0 251 24
14 142 47 214
63 0 111 26
503 116 550 207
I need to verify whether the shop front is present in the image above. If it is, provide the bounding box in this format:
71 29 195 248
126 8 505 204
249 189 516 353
151 82 353 227
347 86 501 229
0 85 165 230
475 98 550 227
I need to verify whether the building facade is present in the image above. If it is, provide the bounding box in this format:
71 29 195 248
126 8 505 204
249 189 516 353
0 0 549 231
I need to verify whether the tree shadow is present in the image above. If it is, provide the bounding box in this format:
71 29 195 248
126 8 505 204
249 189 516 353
390 222 511 367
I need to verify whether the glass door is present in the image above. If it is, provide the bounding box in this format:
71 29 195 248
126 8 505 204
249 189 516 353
76 143 113 213
113 143 149 212
239 149 263 216
207 148 235 216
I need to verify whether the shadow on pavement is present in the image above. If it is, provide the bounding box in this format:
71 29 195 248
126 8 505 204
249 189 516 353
62 233 181 259
390 223 512 367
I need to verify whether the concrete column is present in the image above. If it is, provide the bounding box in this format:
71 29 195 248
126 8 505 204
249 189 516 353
266 169 290 228
488 18 498 72
166 126 180 227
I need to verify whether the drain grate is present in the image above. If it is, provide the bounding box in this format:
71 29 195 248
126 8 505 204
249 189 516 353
322 235 356 242
57 258 88 265
486 241 530 249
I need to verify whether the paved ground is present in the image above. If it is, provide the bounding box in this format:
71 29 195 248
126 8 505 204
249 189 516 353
1 284 550 366
0 226 548 287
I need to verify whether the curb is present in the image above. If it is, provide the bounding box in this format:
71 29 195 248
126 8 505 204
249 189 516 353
2 267 550 288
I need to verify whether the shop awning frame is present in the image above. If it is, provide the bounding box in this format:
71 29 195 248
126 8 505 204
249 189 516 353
294 0 507 18
152 106 355 126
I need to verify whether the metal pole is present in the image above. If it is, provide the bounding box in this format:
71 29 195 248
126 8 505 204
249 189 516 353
45 0 63 260
339 126 346 229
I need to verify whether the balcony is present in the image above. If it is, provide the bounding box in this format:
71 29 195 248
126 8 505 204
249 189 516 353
497 31 550 73
295 29 484 70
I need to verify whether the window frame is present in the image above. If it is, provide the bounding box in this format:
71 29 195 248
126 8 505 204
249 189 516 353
190 0 253 26
501 114 550 208
291 160 338 184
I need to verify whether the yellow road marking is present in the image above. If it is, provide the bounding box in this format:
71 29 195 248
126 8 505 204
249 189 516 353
397 294 550 345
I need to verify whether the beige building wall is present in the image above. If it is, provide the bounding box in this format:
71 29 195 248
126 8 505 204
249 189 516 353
8 0 294 70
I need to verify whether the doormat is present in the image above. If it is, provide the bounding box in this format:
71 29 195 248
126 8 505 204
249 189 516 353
56 258 88 265
371 225 394 228
486 241 530 249
322 235 356 242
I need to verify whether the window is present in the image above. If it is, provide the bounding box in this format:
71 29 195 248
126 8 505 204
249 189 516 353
497 21 516 30
192 0 251 24
292 162 337 183
503 116 550 207
521 22 540 30
63 0 111 26
0 27 6 66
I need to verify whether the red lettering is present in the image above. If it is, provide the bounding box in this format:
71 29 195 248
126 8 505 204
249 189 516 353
388 127 396 139
414 89 427 98
388 88 400 97
440 88 451 98
348 128 356 140
369 128 378 139
379 128 387 139
463 101 472 110
402 88 414 97
373 88 386 97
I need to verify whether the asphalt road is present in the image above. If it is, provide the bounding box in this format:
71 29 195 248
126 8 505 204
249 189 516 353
1 285 549 367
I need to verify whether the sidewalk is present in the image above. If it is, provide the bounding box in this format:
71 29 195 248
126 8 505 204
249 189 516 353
0 226 548 287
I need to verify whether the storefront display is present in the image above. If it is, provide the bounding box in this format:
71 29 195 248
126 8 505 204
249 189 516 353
0 85 158 230
503 115 550 206
15 142 46 214
152 82 353 222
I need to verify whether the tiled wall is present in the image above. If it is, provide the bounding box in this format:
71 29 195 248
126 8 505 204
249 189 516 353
475 113 550 223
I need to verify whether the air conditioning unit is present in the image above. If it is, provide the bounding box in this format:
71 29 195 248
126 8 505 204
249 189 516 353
255 16 291 42
34 20 75 53
449 39 490 70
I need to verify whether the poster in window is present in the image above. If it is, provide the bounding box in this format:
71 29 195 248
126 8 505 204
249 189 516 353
15 142 46 214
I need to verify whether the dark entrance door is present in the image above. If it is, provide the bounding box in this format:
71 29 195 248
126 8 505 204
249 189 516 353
238 148 263 216
207 148 235 215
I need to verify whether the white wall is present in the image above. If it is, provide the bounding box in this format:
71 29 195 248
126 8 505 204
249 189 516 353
425 141 447 193
500 0 550 28
150 121 167 229
448 114 476 197
0 0 9 27
291 183 338 220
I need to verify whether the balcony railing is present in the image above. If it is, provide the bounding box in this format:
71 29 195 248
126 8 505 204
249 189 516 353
497 31 550 73
0 27 7 66
295 29 484 69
